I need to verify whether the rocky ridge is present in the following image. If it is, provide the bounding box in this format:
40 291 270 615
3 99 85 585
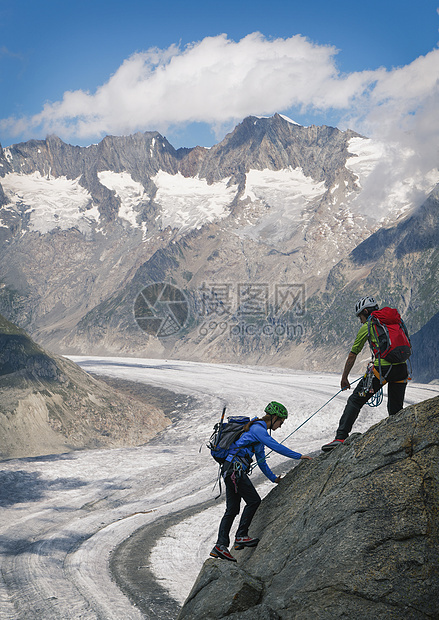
179 395 439 619
0 313 170 459
0 117 380 349
0 115 437 379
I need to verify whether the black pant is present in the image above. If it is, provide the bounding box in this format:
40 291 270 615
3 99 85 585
216 471 261 547
336 364 408 441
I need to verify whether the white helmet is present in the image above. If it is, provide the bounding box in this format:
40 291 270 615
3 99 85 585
355 296 378 316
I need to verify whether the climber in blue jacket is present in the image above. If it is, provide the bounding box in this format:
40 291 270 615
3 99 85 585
210 401 312 562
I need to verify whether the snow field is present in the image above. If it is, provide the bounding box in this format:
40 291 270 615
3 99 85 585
152 171 237 233
3 148 439 245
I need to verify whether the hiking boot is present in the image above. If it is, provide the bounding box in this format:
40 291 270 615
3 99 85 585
234 536 260 550
321 439 345 452
209 544 237 562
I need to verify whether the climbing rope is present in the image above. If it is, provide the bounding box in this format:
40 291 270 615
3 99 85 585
360 362 384 407
249 376 363 472
366 387 383 407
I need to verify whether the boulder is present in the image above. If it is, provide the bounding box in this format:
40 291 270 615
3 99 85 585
179 396 439 619
180 559 263 619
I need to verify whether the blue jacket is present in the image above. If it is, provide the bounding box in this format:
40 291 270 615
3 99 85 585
225 419 302 482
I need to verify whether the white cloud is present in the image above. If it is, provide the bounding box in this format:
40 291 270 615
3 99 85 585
348 49 439 135
1 32 438 193
342 48 439 211
0 33 376 140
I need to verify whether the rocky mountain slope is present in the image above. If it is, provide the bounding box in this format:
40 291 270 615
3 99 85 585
179 395 439 619
0 114 437 378
0 313 170 459
64 182 439 379
410 311 439 383
301 182 439 377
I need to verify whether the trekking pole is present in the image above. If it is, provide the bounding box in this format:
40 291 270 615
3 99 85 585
200 405 226 456
250 377 362 472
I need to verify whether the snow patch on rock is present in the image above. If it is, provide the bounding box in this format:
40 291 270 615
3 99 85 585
238 167 326 240
278 113 301 126
1 171 99 234
98 171 146 228
152 171 237 233
242 167 326 207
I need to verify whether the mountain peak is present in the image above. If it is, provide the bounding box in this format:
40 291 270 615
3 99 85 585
250 113 301 127
277 112 301 125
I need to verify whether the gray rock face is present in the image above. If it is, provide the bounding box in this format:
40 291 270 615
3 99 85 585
410 311 439 383
179 396 439 619
303 183 439 377
180 561 264 619
193 115 360 186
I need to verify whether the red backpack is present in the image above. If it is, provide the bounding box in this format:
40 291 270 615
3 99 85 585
367 307 412 364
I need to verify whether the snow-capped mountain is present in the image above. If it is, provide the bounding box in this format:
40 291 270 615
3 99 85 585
0 114 438 376
2 115 429 243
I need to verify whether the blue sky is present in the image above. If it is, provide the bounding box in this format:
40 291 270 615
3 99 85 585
0 0 438 149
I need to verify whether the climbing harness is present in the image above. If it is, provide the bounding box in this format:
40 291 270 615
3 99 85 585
366 360 412 407
359 362 384 407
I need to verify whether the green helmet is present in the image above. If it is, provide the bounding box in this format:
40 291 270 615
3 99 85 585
264 401 288 419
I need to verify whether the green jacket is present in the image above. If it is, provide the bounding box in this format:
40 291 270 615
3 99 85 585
351 323 394 366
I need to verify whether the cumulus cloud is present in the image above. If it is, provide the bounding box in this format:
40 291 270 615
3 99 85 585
348 49 439 137
342 48 439 215
1 32 438 196
0 33 376 140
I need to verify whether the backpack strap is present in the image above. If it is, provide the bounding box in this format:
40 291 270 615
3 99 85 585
224 446 243 462
366 316 377 357
367 315 384 381
225 419 266 455
223 421 266 471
